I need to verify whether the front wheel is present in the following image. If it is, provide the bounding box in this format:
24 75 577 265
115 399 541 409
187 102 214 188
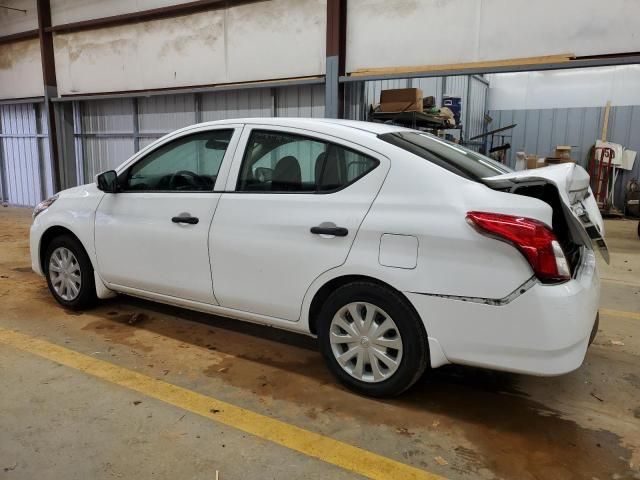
318 281 429 397
45 235 97 310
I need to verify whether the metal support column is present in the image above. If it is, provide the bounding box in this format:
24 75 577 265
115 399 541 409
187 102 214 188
72 101 85 184
34 103 47 200
325 0 346 119
0 112 6 203
36 0 61 192
194 93 203 124
270 88 277 117
464 76 472 142
132 97 140 153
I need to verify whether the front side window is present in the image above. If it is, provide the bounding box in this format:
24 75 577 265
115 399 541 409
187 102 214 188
123 129 233 191
237 130 379 193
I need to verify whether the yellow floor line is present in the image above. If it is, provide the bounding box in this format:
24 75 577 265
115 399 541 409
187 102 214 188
0 327 444 480
600 308 640 321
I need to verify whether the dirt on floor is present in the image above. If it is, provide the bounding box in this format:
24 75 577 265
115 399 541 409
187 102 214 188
1 206 639 480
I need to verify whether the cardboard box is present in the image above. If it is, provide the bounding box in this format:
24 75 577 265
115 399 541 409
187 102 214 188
423 95 435 108
554 145 572 159
526 155 539 169
380 88 423 113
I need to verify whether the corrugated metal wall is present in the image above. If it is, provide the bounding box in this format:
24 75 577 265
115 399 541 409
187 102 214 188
466 76 489 149
276 84 325 118
0 103 52 206
344 75 488 147
74 84 325 183
79 99 136 181
201 89 273 121
489 106 640 208
346 77 444 121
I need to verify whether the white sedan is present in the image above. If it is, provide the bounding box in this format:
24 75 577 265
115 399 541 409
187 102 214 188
30 118 606 397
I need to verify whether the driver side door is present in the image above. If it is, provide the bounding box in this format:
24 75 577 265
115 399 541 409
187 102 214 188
94 126 242 304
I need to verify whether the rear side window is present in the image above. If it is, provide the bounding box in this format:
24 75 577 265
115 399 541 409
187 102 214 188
379 131 512 181
237 130 379 193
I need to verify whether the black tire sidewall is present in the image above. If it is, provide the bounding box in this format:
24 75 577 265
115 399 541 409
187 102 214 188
318 282 429 397
44 235 96 310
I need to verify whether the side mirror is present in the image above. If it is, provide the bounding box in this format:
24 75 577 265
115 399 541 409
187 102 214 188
96 170 119 193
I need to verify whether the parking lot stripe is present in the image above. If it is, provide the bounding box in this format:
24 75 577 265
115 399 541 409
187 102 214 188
0 327 445 480
600 308 640 321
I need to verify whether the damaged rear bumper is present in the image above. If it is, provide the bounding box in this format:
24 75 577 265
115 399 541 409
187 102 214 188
406 248 600 376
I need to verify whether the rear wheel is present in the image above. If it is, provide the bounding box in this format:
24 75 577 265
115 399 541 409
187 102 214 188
45 235 96 310
589 312 599 346
318 281 429 397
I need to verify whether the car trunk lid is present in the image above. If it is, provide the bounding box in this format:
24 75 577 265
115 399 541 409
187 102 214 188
483 163 609 264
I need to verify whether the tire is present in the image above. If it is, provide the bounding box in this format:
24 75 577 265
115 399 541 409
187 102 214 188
588 312 599 346
44 234 97 310
318 281 429 397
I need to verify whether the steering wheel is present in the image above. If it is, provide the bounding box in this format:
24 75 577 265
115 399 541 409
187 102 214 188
169 170 204 190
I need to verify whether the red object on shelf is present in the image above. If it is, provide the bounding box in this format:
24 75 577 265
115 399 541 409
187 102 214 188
589 147 615 208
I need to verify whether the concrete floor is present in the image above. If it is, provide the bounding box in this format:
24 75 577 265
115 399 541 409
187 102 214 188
1 206 639 480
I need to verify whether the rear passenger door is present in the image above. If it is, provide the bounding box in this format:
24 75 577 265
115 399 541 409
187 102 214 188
209 126 389 321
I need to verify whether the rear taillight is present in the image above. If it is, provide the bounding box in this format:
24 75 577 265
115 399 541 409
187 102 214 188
466 211 570 283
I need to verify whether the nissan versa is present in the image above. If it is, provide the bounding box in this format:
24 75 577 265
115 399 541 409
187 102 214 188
30 118 607 397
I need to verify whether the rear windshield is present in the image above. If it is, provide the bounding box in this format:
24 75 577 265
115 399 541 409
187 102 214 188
379 131 512 181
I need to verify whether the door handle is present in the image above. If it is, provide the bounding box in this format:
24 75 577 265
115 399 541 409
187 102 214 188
310 225 348 237
172 215 199 225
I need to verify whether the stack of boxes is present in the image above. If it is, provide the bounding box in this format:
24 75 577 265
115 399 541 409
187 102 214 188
525 146 575 169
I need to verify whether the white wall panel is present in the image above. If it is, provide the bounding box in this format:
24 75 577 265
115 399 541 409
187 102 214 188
347 0 479 73
0 39 43 100
0 0 37 36
478 0 640 62
54 0 326 95
487 65 640 111
53 10 227 94
225 0 326 82
346 0 640 73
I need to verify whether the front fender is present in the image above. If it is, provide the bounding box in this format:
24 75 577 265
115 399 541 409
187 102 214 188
30 184 104 275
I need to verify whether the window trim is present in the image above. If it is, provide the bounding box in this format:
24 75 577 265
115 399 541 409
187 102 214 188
233 128 380 195
116 127 238 194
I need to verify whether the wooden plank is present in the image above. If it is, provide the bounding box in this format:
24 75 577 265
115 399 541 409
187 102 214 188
349 54 575 77
601 100 611 142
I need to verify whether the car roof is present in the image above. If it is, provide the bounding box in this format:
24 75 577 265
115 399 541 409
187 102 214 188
186 117 413 136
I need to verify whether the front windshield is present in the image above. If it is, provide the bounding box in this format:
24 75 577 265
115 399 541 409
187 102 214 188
379 131 512 181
